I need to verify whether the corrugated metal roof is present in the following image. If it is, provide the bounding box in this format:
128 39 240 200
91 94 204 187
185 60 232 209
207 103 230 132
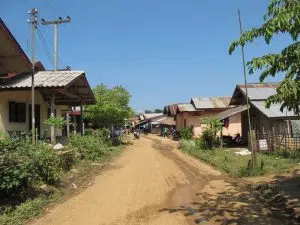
216 105 248 120
239 83 278 100
160 117 176 126
230 83 280 105
0 71 84 89
143 113 164 119
191 97 231 109
177 103 196 112
251 101 297 118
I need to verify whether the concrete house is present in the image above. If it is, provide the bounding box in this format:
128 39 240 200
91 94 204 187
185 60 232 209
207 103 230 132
175 97 237 137
0 18 95 138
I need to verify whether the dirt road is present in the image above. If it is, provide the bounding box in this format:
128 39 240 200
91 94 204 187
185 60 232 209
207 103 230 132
32 136 290 225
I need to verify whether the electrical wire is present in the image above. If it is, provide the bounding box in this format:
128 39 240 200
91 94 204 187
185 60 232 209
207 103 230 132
36 25 55 66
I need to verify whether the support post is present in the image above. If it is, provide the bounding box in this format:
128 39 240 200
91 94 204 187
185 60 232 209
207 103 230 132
28 8 38 143
73 110 77 135
80 101 84 136
50 93 56 144
66 112 70 138
54 23 58 71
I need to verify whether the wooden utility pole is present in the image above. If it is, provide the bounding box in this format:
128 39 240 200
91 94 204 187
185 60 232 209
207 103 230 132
238 9 256 168
41 16 71 70
28 8 38 143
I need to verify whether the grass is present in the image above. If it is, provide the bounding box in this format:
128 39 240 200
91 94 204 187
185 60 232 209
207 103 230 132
0 145 124 225
179 140 299 177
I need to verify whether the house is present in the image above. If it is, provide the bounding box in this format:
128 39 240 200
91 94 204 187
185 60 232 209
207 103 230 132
0 18 95 138
133 113 166 133
175 97 234 137
217 83 300 138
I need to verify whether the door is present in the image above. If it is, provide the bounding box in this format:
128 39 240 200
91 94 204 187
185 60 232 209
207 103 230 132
29 104 41 138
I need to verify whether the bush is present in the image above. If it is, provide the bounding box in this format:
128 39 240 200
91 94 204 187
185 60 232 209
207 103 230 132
0 141 63 199
179 127 193 140
70 129 112 161
58 150 79 172
195 138 210 150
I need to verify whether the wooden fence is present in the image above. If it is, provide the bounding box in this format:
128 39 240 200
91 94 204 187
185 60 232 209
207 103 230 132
255 132 300 152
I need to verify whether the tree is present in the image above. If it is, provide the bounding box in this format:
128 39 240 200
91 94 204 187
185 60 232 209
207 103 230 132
44 116 66 144
201 116 223 148
144 109 153 113
154 109 163 113
85 84 133 128
229 0 300 114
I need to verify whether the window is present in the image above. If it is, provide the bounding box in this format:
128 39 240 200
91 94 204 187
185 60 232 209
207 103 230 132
184 119 187 128
9 101 26 122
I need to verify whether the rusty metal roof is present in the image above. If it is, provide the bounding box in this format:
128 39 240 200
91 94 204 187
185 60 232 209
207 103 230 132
238 83 279 100
0 71 84 88
216 105 248 120
191 97 231 109
177 103 196 112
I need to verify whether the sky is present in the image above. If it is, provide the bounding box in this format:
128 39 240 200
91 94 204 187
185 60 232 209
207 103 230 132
1 0 292 112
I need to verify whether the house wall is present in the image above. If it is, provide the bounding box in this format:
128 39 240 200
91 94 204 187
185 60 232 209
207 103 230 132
176 109 237 137
222 113 242 136
0 90 68 138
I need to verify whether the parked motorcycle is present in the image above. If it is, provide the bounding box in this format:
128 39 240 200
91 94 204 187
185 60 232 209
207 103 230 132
133 130 140 139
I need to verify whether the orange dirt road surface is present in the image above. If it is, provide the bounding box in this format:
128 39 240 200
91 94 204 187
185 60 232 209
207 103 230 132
31 135 289 225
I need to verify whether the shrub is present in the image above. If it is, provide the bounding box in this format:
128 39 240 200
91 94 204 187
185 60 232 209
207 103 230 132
58 150 79 172
0 141 63 198
179 139 196 151
70 129 112 161
195 138 210 150
28 146 62 185
179 127 193 140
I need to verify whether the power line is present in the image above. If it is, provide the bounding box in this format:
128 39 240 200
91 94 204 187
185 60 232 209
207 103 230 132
37 15 68 68
41 16 71 70
37 26 55 65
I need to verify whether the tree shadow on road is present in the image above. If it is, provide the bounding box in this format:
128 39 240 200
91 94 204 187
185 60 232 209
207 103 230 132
159 182 292 225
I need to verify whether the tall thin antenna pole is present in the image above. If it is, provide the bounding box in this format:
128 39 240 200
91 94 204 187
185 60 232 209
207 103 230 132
28 8 38 143
238 9 256 168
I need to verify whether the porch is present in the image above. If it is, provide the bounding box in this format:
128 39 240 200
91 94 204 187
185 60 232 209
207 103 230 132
0 71 95 139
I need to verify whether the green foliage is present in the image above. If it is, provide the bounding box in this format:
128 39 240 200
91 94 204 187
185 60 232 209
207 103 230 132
154 109 163 113
0 194 59 225
179 127 194 140
85 84 134 127
201 116 223 137
229 0 300 114
70 129 113 161
0 141 63 197
43 116 66 129
200 116 223 148
195 137 210 150
180 139 297 177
